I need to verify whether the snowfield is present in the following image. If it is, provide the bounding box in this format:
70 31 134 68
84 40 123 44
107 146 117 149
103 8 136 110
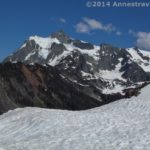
0 85 150 150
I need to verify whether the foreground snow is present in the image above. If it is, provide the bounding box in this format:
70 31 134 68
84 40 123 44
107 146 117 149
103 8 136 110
0 85 150 150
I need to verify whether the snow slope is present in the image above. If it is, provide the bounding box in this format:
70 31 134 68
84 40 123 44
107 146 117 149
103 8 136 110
127 48 150 72
0 85 150 150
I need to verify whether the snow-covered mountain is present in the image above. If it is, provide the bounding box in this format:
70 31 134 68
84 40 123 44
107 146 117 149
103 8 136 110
1 30 150 114
3 31 150 94
0 84 150 150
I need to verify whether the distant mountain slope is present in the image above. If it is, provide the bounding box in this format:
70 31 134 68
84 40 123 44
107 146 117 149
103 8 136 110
0 84 150 150
0 62 102 114
1 62 147 114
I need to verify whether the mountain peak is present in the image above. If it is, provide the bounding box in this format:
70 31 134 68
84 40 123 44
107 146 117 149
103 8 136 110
51 30 72 43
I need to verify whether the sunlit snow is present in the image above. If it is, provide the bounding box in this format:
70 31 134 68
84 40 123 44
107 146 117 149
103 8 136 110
0 84 150 150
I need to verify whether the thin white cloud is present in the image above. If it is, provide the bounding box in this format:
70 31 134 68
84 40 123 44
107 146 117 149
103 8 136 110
104 24 116 32
83 17 103 30
136 32 150 50
128 29 136 36
75 17 120 35
116 31 122 36
59 18 66 23
50 18 67 23
75 22 90 33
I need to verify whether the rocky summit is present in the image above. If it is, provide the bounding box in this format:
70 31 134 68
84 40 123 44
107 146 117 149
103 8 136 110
1 30 150 114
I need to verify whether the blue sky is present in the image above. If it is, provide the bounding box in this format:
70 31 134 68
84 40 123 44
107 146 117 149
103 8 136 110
0 0 150 61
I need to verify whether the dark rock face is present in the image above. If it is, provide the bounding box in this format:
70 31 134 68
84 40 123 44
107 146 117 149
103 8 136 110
0 62 148 114
121 62 150 82
46 43 66 62
97 44 130 70
0 63 102 114
3 40 40 63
